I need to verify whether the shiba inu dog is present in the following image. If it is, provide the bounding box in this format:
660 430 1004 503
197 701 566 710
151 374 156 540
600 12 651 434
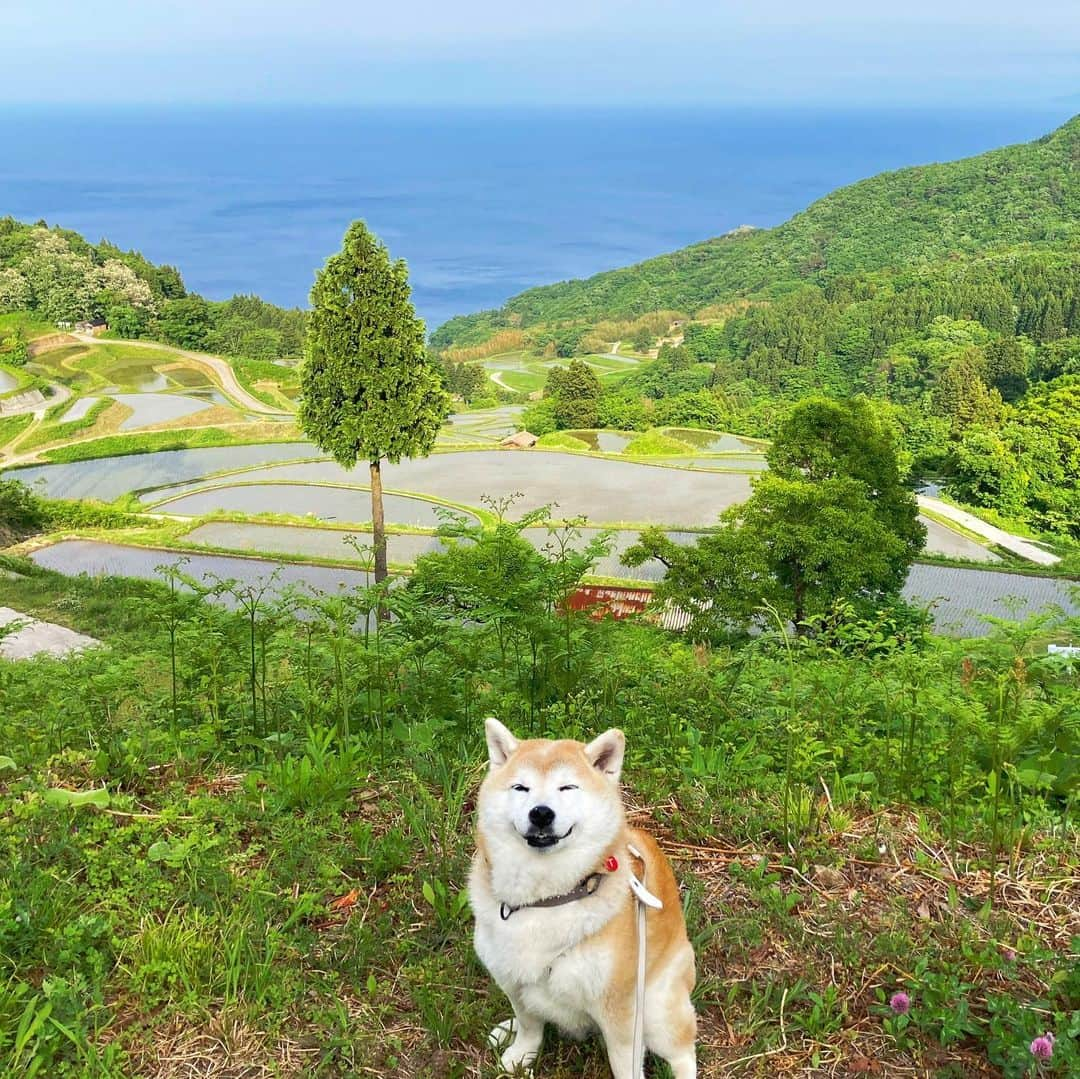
469 719 697 1078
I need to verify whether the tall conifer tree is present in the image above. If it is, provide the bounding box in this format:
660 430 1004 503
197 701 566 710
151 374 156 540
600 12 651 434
300 222 450 584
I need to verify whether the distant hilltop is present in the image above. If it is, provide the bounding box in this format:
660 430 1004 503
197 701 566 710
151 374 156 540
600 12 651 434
430 113 1080 351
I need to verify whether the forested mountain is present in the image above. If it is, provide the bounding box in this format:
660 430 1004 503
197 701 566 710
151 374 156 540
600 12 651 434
432 114 1080 347
457 116 1080 541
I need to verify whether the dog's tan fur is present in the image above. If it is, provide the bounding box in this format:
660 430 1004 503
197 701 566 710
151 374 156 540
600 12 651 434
470 722 696 1077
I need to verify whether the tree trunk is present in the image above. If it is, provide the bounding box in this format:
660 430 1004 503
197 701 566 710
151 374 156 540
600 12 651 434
370 459 388 584
792 573 806 635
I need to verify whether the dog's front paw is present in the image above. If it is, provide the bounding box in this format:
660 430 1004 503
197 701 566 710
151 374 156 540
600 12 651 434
487 1018 516 1052
489 1018 537 1074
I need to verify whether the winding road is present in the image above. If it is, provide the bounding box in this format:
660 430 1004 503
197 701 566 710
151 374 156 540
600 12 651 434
918 495 1060 566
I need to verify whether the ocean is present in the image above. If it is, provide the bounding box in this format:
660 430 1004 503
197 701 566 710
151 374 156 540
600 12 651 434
1 105 1071 332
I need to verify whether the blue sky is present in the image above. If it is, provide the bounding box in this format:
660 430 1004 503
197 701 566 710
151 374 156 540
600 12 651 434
4 1 1079 106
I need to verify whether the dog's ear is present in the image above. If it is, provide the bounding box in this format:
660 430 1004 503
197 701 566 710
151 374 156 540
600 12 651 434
585 729 625 783
485 717 519 770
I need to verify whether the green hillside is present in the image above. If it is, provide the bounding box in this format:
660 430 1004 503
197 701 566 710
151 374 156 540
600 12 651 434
432 114 1080 347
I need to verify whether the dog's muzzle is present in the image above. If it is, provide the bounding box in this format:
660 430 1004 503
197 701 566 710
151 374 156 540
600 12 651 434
525 825 573 849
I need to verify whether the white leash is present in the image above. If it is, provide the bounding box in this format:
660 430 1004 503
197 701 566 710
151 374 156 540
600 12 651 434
627 843 663 1076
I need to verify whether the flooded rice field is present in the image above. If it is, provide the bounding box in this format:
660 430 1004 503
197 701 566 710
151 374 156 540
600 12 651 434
140 452 756 526
662 428 769 453
157 483 467 527
564 430 633 452
113 393 215 430
28 538 1077 638
185 522 448 563
8 443 321 501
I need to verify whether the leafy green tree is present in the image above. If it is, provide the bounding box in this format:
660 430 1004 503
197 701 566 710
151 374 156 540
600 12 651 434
0 332 29 366
596 391 649 431
299 221 450 583
239 328 282 362
948 427 1027 517
157 296 211 350
0 479 43 543
931 351 1003 433
520 398 559 436
627 397 923 634
626 475 912 635
0 268 31 312
985 336 1029 401
544 358 602 428
443 360 486 402
654 389 728 429
105 304 148 339
767 396 925 563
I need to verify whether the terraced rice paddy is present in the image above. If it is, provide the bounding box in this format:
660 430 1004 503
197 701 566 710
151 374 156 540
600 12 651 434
28 538 1078 638
10 434 998 564
157 483 467 527
185 522 448 563
112 392 218 430
10 443 321 501
662 428 770 453
564 430 633 452
59 397 104 423
31 540 375 600
182 521 688 580
479 351 645 395
133 452 756 525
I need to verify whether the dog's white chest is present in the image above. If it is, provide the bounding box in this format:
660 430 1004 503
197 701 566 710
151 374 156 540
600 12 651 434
475 907 614 1034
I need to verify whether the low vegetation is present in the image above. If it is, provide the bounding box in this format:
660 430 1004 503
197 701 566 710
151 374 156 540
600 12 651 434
0 497 1076 1076
623 429 696 456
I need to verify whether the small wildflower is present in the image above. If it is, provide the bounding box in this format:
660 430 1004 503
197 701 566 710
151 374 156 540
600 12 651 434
1029 1034 1054 1060
1001 946 1017 961
889 991 910 1015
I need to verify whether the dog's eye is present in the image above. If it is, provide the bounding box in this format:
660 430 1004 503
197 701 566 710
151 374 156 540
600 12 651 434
511 783 530 793
558 785 579 792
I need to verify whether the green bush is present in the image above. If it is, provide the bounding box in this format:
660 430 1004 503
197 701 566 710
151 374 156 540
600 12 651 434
520 398 558 436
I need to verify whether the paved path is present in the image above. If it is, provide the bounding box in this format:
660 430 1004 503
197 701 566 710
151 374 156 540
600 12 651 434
70 334 289 416
488 370 518 392
918 496 1060 566
0 606 98 660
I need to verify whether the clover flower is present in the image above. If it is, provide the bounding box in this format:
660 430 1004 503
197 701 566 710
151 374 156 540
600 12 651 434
889 991 910 1015
1029 1033 1054 1060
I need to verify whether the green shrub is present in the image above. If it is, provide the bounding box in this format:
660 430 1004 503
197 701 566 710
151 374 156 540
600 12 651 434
520 398 558 436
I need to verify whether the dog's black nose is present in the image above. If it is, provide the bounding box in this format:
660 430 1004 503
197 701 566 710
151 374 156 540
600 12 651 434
529 805 555 828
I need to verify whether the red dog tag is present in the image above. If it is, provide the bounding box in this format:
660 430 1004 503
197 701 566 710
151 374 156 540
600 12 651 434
604 856 619 872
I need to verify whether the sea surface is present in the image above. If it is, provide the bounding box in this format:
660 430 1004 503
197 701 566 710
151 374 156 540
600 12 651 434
1 105 1071 332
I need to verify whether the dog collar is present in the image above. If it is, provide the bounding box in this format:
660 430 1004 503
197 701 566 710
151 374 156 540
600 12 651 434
498 851 625 920
499 871 604 920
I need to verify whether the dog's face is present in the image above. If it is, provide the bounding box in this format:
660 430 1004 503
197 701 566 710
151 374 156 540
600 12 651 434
477 718 625 857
